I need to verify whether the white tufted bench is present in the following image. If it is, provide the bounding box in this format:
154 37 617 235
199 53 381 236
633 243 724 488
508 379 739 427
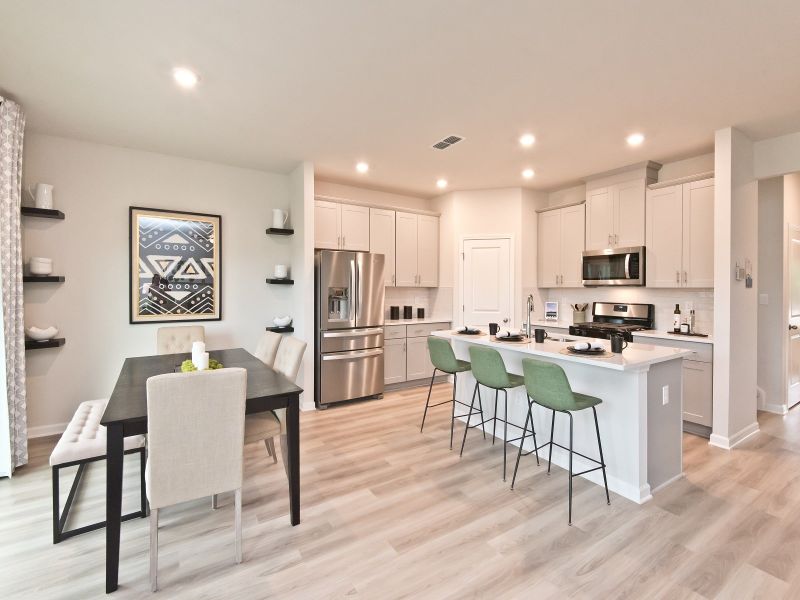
50 399 147 543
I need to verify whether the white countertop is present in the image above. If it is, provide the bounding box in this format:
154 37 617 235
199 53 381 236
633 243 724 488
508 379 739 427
530 319 713 345
433 330 692 371
385 317 452 326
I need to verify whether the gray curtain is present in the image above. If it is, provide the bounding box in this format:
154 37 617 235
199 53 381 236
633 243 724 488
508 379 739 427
0 96 28 473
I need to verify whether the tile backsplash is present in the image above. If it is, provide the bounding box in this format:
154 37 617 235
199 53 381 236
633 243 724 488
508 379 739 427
384 287 452 320
543 287 714 334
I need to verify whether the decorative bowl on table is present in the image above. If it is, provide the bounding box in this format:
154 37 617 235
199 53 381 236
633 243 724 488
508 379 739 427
181 359 224 372
273 315 293 327
26 325 59 341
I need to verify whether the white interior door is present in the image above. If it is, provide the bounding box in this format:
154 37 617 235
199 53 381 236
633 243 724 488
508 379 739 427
462 237 512 328
788 226 800 408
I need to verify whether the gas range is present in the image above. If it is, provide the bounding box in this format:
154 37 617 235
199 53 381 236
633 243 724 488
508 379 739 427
568 302 655 341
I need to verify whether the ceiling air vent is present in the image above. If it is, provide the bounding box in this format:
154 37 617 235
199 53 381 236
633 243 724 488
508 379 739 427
432 135 464 150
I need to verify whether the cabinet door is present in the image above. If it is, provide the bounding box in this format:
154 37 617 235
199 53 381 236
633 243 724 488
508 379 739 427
314 200 340 249
585 187 613 250
613 179 646 247
559 204 585 287
369 208 396 286
683 178 714 288
384 338 407 384
417 215 439 287
339 204 370 251
683 361 712 427
646 184 684 288
395 212 419 286
406 336 434 381
537 209 561 287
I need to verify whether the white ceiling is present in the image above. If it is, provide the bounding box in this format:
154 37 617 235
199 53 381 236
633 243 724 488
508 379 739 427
2 1 800 197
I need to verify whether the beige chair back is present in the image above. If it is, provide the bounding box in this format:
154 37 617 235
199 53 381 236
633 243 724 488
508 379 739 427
273 336 307 382
145 369 247 510
156 325 205 354
253 331 282 367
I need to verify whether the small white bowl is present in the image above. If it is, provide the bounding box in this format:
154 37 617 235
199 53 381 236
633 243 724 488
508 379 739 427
26 326 58 341
273 316 293 327
29 257 53 276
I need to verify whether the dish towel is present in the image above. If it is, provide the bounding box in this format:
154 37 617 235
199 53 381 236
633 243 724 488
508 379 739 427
573 342 605 351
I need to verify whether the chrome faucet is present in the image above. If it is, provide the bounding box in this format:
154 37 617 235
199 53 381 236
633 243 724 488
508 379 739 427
525 294 535 338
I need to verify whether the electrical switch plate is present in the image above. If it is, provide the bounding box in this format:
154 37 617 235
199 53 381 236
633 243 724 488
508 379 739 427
759 293 769 305
662 385 669 405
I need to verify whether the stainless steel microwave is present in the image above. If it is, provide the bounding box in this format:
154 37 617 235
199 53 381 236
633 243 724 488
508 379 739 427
582 246 645 286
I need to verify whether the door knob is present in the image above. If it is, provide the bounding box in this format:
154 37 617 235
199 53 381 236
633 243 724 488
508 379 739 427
503 318 509 323
790 325 798 331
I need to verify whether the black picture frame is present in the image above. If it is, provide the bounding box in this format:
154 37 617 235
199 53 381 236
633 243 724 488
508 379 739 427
129 206 222 324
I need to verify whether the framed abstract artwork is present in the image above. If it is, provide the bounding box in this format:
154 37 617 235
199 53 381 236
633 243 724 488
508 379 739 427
129 206 222 323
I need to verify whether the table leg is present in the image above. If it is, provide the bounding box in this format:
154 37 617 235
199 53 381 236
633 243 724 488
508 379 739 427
286 395 300 526
106 423 124 593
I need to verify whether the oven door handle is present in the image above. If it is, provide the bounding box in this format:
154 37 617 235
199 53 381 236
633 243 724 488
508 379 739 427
322 349 383 361
624 253 631 280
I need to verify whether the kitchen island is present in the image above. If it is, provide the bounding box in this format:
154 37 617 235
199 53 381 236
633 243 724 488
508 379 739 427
433 330 693 503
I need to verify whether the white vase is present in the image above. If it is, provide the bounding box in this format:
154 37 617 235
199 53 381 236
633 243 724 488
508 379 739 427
33 183 54 209
272 208 288 229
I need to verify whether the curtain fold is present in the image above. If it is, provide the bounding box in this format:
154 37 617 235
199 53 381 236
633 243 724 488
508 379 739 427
0 96 28 474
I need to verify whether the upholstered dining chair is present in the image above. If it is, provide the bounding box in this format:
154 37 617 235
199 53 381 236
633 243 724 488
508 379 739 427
156 325 205 355
145 368 247 592
244 335 306 476
253 331 282 367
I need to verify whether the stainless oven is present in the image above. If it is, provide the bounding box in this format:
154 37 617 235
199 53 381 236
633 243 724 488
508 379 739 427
582 246 645 286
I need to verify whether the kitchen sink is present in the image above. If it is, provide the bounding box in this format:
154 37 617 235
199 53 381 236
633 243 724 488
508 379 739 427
547 336 575 343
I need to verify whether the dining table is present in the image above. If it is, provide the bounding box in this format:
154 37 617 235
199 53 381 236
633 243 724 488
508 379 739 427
100 347 303 593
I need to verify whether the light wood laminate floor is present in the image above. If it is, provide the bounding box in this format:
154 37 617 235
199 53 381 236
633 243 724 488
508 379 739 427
3 384 800 599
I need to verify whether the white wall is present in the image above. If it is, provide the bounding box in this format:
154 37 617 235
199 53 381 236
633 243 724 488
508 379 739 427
314 180 432 212
712 127 759 449
757 177 785 413
22 134 295 433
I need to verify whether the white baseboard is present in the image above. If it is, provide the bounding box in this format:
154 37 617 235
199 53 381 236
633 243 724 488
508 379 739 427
709 421 760 450
28 422 68 439
759 402 788 415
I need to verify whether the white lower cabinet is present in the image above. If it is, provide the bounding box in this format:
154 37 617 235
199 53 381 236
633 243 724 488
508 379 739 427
383 322 449 385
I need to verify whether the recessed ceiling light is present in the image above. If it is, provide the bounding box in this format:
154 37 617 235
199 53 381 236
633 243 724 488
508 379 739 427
626 133 645 146
356 162 369 173
436 179 448 189
522 168 535 179
172 67 199 89
519 133 536 147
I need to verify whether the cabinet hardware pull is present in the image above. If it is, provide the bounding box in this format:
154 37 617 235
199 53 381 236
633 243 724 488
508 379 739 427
683 271 687 284
676 271 680 284
608 234 611 246
343 235 346 248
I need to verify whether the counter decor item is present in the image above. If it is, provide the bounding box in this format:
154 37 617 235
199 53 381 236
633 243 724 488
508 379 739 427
389 306 400 320
27 183 54 209
567 342 605 355
571 303 588 324
610 334 628 353
272 208 289 229
545 301 559 321
403 305 413 319
29 257 53 275
273 264 289 279
273 315 292 327
191 340 206 368
456 326 481 335
25 325 59 341
493 330 526 342
417 308 425 319
129 207 221 323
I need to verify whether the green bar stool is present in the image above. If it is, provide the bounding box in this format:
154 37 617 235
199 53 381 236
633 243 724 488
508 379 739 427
420 337 480 449
462 345 539 481
512 358 610 525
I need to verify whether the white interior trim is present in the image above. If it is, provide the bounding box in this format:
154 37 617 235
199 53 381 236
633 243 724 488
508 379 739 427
28 422 68 439
709 421 760 450
648 170 715 189
314 194 440 217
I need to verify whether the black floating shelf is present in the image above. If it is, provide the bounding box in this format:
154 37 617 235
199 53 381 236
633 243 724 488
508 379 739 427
265 227 294 236
266 326 294 333
21 206 65 219
23 275 65 283
25 337 66 350
266 278 294 285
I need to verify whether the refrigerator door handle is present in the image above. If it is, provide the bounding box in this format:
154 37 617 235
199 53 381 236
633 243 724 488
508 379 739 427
321 349 383 361
350 257 357 323
323 328 383 338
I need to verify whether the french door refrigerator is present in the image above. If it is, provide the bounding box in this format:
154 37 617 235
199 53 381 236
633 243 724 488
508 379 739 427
315 250 385 408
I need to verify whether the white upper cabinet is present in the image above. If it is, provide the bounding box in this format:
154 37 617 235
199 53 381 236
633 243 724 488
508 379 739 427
585 178 646 250
339 204 370 251
314 201 369 251
646 177 714 288
417 215 439 287
314 200 341 250
537 203 585 287
369 208 396 286
395 212 419 286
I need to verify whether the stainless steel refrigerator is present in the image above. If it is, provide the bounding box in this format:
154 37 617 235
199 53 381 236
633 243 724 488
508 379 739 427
315 250 385 408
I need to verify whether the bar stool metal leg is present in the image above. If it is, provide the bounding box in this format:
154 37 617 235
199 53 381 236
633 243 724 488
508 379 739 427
547 409 556 474
511 402 530 489
420 368 439 433
460 383 479 456
593 406 611 505
449 373 458 449
476 385 486 439
568 411 574 526
492 389 498 445
503 389 509 481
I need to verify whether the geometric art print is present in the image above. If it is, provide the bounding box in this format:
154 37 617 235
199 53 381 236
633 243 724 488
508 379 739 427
129 207 221 323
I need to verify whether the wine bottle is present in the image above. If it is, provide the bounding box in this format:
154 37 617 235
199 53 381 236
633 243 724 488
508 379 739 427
673 304 681 333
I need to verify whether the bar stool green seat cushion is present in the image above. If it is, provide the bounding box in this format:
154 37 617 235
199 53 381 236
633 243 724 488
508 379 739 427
427 337 471 374
521 358 602 412
468 345 525 389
